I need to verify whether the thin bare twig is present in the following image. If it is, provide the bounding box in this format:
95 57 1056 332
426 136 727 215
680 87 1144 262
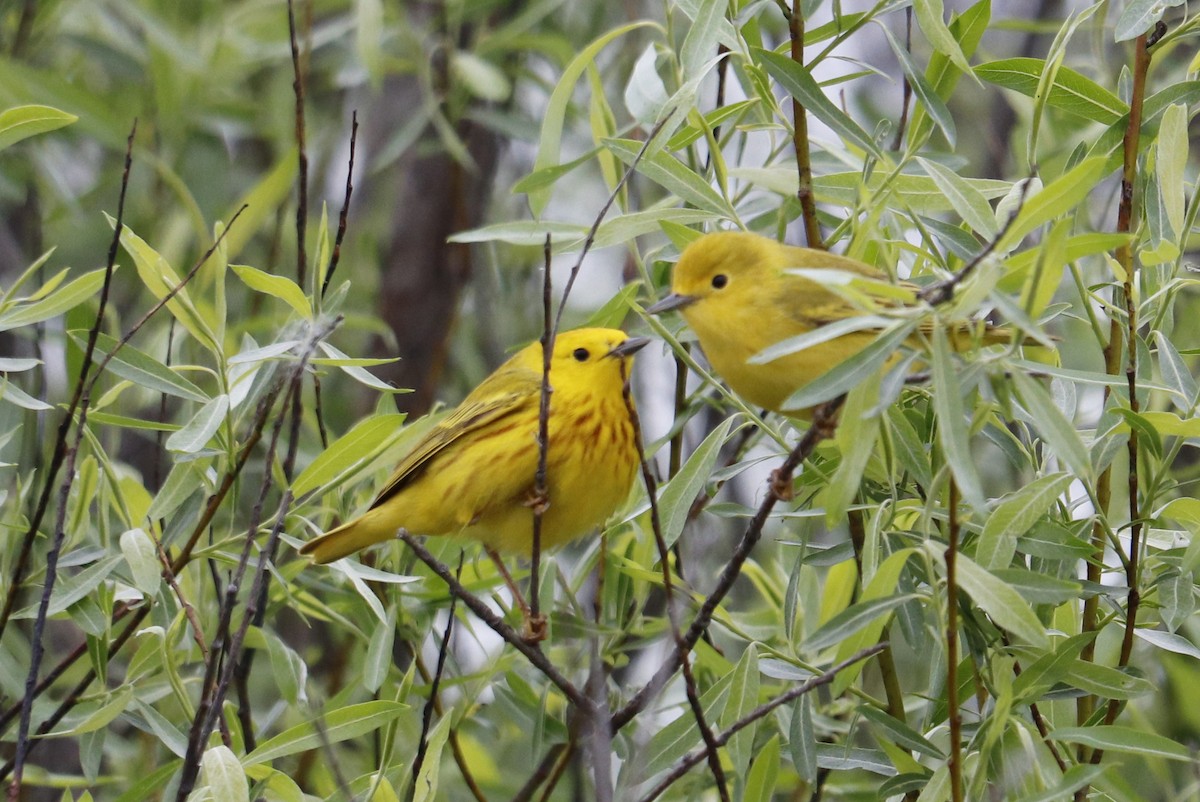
321 110 358 299
785 2 823 249
890 8 914 152
946 477 962 802
287 0 309 289
530 234 554 634
411 556 464 797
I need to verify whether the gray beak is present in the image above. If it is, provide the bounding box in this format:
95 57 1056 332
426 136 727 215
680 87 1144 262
606 337 651 358
646 293 697 314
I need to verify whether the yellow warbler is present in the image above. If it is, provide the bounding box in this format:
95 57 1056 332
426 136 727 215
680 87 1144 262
300 328 647 564
648 230 1019 415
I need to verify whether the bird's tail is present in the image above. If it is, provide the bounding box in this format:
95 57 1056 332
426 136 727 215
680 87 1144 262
298 507 398 564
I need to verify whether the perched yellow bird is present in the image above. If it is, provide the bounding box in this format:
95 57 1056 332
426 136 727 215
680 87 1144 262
648 230 1018 415
299 328 647 565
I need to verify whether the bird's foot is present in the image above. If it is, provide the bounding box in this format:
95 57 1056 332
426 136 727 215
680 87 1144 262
523 489 550 516
770 468 794 502
521 613 548 644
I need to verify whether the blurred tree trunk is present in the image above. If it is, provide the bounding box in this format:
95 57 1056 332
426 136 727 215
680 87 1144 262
376 117 501 416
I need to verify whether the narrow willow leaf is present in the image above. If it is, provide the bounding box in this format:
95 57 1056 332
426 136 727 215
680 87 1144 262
0 104 77 150
119 528 160 598
413 716 452 802
881 28 956 147
913 0 974 77
722 644 760 777
0 268 105 332
448 220 588 246
603 138 731 215
975 58 1125 123
47 686 133 736
754 48 883 159
743 733 781 802
954 553 1050 649
658 417 736 548
790 695 817 783
1133 628 1200 660
859 705 945 759
1155 332 1198 410
1155 103 1188 239
1012 373 1093 484
222 148 298 263
527 21 657 216
0 379 51 410
165 394 229 454
976 472 1072 569
231 264 311 318
14 554 123 619
71 332 208 402
1047 726 1191 760
814 744 896 774
200 746 249 802
624 44 669 125
363 607 397 693
783 320 917 411
805 595 913 652
264 628 306 706
1114 0 1185 42
930 326 985 511
679 0 727 78
291 413 406 497
997 157 1108 251
749 314 893 365
244 701 408 765
917 157 996 237
823 369 882 525
0 357 39 371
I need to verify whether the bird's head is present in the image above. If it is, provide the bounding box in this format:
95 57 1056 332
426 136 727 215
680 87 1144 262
647 231 772 316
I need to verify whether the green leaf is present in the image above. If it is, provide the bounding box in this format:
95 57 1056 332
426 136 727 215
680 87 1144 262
822 369 882 525
976 472 1072 569
1064 660 1155 699
976 58 1126 124
990 568 1081 605
806 595 912 652
413 716 452 802
603 138 731 215
119 528 160 598
200 746 249 802
657 417 736 548
722 643 760 777
1133 628 1200 661
526 21 658 216
71 331 209 403
243 701 408 765
790 695 817 783
783 320 917 411
1012 373 1093 485
47 686 133 736
231 265 311 318
998 157 1109 251
264 628 306 706
930 326 984 511
0 379 51 411
291 413 406 497
913 0 974 77
679 0 729 78
755 48 883 160
917 157 996 238
954 552 1050 649
0 268 105 332
165 394 229 454
881 27 956 147
1114 0 1184 42
859 705 944 759
1047 726 1191 761
363 607 397 694
223 148 299 263
0 104 77 151
448 220 589 247
15 554 123 619
1155 103 1188 238
743 733 780 802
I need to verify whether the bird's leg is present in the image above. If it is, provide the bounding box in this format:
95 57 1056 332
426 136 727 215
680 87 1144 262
485 547 547 643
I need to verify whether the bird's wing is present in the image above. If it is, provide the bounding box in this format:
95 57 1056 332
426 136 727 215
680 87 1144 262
777 249 917 328
367 366 539 510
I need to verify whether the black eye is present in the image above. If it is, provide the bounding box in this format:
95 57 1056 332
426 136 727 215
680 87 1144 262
711 273 728 289
572 347 590 362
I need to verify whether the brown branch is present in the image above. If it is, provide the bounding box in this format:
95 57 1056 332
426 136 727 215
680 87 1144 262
321 110 358 299
946 477 962 802
890 8 914 152
287 0 309 289
411 556 464 798
786 2 823 249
